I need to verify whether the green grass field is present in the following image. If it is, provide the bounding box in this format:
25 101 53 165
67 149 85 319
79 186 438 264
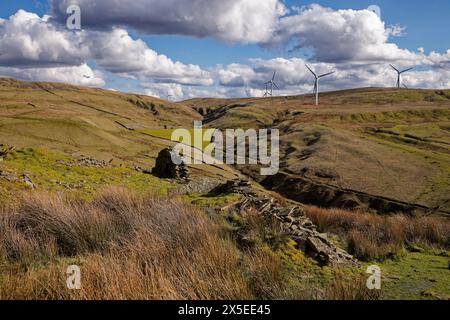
138 128 214 150
0 147 175 203
379 251 450 300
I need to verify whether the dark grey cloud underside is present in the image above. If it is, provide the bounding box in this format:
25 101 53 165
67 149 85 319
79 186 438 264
50 0 260 38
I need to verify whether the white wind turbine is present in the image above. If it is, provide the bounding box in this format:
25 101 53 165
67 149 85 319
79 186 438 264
264 71 279 97
305 64 335 106
390 65 414 88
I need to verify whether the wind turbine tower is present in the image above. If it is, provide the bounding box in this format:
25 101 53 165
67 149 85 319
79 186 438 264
390 65 414 88
305 65 335 106
263 83 271 97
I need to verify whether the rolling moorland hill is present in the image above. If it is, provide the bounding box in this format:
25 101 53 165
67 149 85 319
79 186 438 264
0 79 449 300
184 88 450 215
0 78 241 202
0 77 200 156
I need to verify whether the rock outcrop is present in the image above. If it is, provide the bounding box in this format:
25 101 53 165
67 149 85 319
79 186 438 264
0 171 18 182
216 179 358 268
152 148 190 181
22 174 36 189
0 145 15 161
57 157 113 168
0 171 36 189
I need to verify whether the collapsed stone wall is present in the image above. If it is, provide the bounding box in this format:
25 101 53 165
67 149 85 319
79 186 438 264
214 179 358 268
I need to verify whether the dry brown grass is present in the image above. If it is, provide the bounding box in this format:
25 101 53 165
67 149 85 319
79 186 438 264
305 206 450 261
0 189 387 300
0 188 250 299
0 188 316 300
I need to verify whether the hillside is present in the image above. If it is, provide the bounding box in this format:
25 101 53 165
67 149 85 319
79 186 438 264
0 78 240 203
0 78 200 155
183 88 450 214
0 79 449 300
3 79 447 212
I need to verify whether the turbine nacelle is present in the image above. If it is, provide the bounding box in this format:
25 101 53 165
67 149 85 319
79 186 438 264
390 64 414 88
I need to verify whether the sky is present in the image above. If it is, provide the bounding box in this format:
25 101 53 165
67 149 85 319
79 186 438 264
0 0 449 100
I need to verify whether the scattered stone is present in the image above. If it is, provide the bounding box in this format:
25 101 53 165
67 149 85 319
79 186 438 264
305 236 356 267
53 180 83 190
0 170 18 182
170 177 223 196
57 156 113 168
22 174 36 189
0 145 15 159
420 289 443 299
152 148 190 181
214 179 358 268
211 179 254 195
2 170 37 190
77 157 110 168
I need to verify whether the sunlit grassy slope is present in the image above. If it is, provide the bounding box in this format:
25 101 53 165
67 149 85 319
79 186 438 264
2 80 449 212
183 88 450 213
138 128 213 150
0 78 241 204
0 78 201 161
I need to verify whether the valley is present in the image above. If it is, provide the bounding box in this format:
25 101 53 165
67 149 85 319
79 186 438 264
0 79 449 300
185 88 450 215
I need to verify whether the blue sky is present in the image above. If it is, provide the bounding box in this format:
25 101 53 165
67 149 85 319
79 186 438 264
0 0 449 99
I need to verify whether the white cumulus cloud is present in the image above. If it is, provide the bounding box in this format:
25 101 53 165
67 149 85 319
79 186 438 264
266 5 421 64
0 10 88 67
0 10 211 87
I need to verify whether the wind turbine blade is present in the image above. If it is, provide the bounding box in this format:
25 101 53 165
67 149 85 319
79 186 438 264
313 82 317 94
305 64 317 77
390 64 399 73
272 71 276 81
400 67 414 73
273 82 279 90
319 71 335 78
